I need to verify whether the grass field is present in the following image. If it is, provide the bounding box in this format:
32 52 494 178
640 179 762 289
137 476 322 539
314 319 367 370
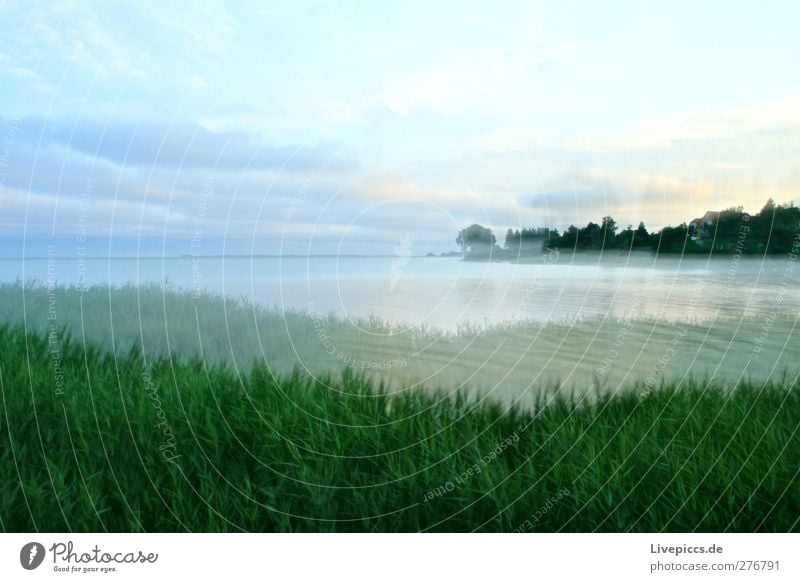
1 322 798 532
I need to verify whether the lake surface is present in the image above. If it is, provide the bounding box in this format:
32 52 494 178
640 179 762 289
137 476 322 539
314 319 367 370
4 252 799 329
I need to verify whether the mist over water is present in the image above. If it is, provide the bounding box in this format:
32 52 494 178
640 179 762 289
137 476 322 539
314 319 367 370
5 253 800 329
3 252 797 406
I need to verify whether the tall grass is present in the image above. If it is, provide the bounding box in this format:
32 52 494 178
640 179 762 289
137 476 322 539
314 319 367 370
1 324 797 532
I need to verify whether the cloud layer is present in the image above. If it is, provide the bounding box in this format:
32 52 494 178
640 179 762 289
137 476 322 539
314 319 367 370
1 2 799 256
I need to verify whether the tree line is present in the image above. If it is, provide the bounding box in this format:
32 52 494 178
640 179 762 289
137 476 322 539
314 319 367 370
456 199 800 258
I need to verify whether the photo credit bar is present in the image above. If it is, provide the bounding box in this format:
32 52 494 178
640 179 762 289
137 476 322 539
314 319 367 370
0 534 797 580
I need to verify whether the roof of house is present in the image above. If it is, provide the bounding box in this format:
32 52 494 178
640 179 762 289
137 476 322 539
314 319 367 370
690 211 720 226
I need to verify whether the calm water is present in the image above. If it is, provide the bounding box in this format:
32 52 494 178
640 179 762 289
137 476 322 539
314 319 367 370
4 253 799 328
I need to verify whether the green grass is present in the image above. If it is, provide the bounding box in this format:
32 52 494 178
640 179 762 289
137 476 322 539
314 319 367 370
1 324 798 532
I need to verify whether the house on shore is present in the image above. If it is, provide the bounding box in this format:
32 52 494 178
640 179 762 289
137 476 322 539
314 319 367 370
688 211 719 241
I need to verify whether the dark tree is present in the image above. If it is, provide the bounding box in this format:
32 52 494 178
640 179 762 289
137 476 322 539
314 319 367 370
456 224 497 255
634 222 651 247
600 216 618 244
615 225 634 249
504 228 516 249
459 199 798 259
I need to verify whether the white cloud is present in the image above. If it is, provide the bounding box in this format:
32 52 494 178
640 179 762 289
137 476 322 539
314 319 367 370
564 94 800 153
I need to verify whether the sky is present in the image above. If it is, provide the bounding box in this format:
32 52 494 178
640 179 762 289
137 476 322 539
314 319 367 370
1 0 799 256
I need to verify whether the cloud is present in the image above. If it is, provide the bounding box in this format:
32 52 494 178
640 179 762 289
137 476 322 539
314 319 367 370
563 94 800 153
12 116 356 173
517 166 761 232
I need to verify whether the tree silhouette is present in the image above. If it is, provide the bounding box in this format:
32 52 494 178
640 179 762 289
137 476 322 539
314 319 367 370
456 224 497 254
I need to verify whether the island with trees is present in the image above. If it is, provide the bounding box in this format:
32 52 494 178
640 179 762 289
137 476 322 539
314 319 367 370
454 199 800 261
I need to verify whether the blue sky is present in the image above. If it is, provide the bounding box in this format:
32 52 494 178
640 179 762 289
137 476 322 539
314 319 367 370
2 0 799 256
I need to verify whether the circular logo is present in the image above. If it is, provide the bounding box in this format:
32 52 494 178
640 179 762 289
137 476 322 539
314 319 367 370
20 542 46 570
